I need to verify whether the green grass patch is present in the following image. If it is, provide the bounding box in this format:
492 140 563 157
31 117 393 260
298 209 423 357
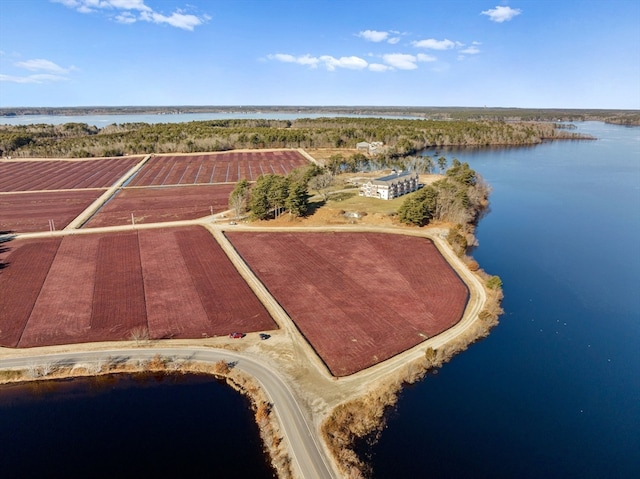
327 191 410 215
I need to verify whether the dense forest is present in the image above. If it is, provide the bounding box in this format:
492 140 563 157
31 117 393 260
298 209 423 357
0 117 593 158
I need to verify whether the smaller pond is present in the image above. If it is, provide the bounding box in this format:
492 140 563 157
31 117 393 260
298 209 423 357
0 373 276 478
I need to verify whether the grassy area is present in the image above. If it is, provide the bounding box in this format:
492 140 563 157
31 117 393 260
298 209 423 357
326 190 408 215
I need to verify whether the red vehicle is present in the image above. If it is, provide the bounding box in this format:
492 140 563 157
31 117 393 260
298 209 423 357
229 332 244 339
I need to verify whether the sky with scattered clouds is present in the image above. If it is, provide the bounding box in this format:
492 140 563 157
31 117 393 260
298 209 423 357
0 0 638 108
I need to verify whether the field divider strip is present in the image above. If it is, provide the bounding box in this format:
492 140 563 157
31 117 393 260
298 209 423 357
64 155 151 230
296 148 320 166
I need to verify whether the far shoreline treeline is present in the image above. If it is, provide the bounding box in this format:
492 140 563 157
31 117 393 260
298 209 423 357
0 116 598 159
1 105 639 125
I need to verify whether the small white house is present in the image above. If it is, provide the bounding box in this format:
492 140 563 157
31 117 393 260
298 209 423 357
359 171 419 200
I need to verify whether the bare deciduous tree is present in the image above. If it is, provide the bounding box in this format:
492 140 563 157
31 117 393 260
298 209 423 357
129 326 150 346
308 172 334 201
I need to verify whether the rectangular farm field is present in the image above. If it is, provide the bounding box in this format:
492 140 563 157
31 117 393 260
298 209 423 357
84 184 234 228
0 226 277 348
0 190 104 233
225 232 469 376
127 150 309 186
0 157 140 192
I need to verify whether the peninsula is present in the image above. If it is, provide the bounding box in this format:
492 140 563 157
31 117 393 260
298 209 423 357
0 118 517 477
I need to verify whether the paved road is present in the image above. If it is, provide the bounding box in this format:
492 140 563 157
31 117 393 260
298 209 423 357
0 347 337 479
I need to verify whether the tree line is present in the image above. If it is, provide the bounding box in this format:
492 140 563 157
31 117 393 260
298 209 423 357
0 117 592 158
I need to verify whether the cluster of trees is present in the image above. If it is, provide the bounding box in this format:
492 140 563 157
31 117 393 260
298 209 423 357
228 164 322 220
398 160 490 232
0 117 591 158
325 151 451 175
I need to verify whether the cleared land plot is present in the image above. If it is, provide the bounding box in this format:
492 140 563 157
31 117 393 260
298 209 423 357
0 226 275 348
0 157 140 192
84 184 234 228
0 190 105 233
127 150 309 187
226 232 470 376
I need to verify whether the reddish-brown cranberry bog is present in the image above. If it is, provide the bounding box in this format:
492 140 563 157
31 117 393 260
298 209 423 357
0 157 140 192
0 226 275 348
226 231 469 376
0 190 105 233
84 184 234 228
127 150 309 186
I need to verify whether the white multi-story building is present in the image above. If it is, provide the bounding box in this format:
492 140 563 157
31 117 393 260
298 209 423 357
359 171 419 200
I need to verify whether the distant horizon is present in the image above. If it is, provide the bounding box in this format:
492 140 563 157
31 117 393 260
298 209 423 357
2 104 638 112
1 1 638 109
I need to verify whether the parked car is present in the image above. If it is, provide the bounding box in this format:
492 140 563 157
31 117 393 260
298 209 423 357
229 332 244 339
259 333 270 340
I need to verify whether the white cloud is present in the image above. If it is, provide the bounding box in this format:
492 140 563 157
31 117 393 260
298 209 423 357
115 12 137 24
50 0 208 30
268 54 320 68
0 73 68 84
269 53 368 71
481 6 522 23
417 53 437 62
412 38 457 50
0 57 75 84
358 30 389 42
368 63 393 72
139 10 206 31
382 53 435 70
460 46 480 55
15 59 72 74
270 49 440 73
357 29 403 45
383 53 418 70
319 55 368 71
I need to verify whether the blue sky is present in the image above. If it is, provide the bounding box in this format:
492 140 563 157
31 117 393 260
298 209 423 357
1 0 639 108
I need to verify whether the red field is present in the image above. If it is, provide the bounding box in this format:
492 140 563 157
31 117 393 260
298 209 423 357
0 157 140 192
0 226 275 348
84 184 234 228
226 232 470 376
127 150 309 186
0 190 105 233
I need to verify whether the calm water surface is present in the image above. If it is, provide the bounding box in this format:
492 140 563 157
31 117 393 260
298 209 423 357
0 374 275 478
0 111 417 127
0 122 637 478
365 122 640 478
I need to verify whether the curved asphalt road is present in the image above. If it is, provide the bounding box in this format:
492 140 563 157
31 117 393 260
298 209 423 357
0 347 337 479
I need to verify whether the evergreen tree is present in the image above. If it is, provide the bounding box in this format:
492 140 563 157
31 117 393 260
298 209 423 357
286 181 309 217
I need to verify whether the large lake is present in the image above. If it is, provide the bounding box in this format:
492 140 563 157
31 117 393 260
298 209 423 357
0 111 414 126
1 121 638 478
366 121 640 478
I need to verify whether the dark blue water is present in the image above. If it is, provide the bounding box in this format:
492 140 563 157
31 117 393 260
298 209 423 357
366 122 640 478
0 374 276 478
